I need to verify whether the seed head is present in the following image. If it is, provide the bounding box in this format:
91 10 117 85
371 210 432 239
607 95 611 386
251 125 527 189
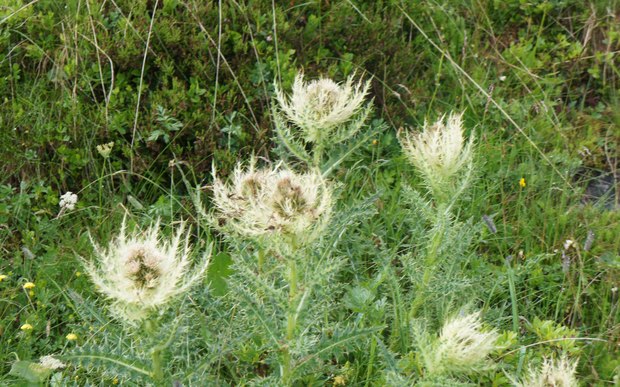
212 161 333 246
83 218 210 324
275 72 370 144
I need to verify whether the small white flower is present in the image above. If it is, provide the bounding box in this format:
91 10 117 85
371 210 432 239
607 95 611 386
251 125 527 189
212 160 333 246
425 311 499 375
563 239 574 250
275 72 371 144
39 355 66 370
82 218 210 323
59 192 78 211
399 112 474 201
499 75 507 82
516 356 579 387
96 142 114 158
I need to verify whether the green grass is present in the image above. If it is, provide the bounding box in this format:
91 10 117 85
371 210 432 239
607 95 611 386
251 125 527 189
1 0 618 385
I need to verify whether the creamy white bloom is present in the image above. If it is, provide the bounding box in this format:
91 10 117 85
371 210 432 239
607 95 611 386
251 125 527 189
83 218 210 323
517 356 579 387
400 112 474 200
275 72 371 144
425 311 499 375
96 142 114 158
39 355 66 370
212 161 333 246
59 192 78 211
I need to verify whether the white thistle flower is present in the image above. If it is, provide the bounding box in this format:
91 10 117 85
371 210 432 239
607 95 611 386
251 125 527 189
400 112 474 201
425 311 499 375
275 72 371 144
59 192 78 211
83 218 210 323
39 355 66 370
516 356 579 387
212 160 333 246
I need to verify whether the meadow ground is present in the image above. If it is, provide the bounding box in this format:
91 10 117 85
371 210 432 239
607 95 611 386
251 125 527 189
0 1 618 385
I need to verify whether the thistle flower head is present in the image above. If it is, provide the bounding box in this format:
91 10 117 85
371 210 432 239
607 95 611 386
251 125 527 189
517 356 579 387
275 72 370 144
425 311 499 375
83 218 210 323
212 160 333 247
400 112 474 201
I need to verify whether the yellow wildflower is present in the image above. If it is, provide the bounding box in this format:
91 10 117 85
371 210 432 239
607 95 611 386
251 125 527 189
112 377 119 385
20 323 33 331
0 274 7 282
519 177 526 188
23 282 35 290
66 333 78 341
333 375 347 386
75 271 82 277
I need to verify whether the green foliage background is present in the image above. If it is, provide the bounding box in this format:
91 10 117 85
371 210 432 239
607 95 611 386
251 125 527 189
0 0 618 385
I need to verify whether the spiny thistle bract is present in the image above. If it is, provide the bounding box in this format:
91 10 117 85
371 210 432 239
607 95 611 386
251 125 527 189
82 218 210 324
400 112 474 202
274 72 372 147
423 311 499 376
516 356 579 387
212 160 333 247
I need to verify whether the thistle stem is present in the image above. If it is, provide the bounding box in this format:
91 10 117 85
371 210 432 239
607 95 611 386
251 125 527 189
410 212 446 319
144 319 164 383
151 347 164 383
286 259 298 340
313 142 324 167
282 256 298 385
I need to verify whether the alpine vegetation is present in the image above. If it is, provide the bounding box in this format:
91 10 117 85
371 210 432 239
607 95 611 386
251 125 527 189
82 218 211 323
516 356 579 387
211 160 333 247
274 72 373 166
3 3 616 386
422 311 499 376
399 112 474 203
